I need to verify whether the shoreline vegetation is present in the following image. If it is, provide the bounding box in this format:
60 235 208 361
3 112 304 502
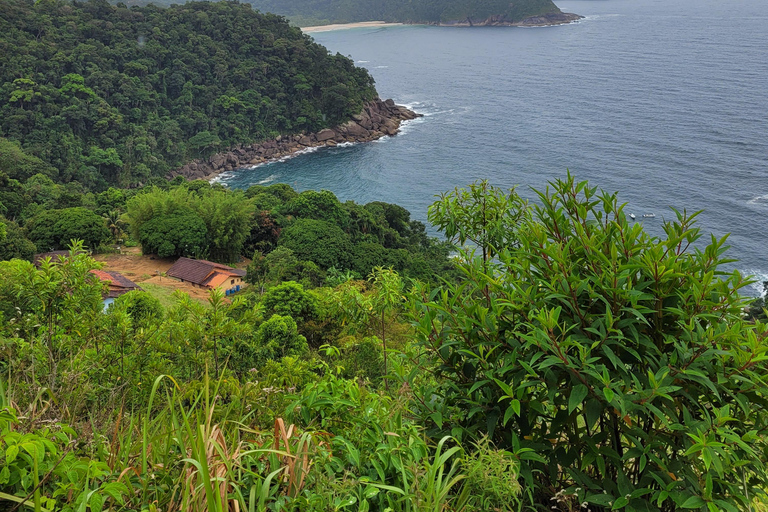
301 21 404 32
168 98 422 182
300 13 582 32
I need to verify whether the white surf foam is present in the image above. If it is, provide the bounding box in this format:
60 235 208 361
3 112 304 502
743 269 768 297
747 194 768 206
257 174 278 185
396 116 426 136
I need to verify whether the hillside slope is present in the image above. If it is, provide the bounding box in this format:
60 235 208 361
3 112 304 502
0 0 377 189
238 0 580 27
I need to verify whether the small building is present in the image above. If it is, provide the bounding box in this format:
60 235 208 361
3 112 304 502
89 270 142 309
166 257 246 295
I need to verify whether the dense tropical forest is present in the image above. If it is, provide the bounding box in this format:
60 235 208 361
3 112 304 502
2 0 768 509
0 0 376 189
113 0 567 27
237 0 565 27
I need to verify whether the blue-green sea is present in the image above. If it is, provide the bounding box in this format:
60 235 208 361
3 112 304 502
217 0 768 294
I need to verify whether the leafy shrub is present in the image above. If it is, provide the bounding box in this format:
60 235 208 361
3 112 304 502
25 207 111 251
462 436 522 512
138 208 207 258
262 281 318 324
256 314 309 363
279 218 351 270
412 175 768 510
339 336 386 385
112 290 164 328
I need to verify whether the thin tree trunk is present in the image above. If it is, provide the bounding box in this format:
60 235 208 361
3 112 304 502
381 311 388 391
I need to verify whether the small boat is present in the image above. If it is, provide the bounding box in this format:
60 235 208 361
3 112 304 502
642 213 656 218
629 213 636 220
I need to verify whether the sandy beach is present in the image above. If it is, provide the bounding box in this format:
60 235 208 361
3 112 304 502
301 21 404 33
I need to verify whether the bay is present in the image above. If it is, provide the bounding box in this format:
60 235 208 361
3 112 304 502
218 0 768 294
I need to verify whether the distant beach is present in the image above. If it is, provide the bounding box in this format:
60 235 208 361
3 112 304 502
301 21 403 33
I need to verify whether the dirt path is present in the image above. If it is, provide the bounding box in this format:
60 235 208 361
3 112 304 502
94 247 174 283
93 248 249 306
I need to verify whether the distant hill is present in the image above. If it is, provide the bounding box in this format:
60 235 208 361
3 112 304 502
0 0 377 189
119 0 582 27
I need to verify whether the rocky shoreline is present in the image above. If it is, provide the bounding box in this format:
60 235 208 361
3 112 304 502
435 12 583 27
167 98 422 182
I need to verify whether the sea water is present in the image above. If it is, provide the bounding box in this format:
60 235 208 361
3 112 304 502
217 0 768 294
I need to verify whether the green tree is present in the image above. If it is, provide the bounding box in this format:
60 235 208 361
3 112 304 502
26 207 111 251
428 179 528 268
261 281 318 325
279 218 351 269
410 175 768 509
256 314 308 362
336 267 404 390
0 219 36 261
138 209 207 258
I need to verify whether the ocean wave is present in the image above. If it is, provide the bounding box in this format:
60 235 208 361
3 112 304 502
356 60 370 63
396 116 426 136
747 194 768 206
744 269 768 297
256 174 278 185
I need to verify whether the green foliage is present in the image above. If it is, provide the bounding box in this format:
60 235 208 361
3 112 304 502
428 179 529 263
461 436 522 511
280 218 352 270
240 0 563 26
0 0 377 187
112 290 164 328
280 189 349 227
411 174 768 510
128 186 251 262
196 189 252 263
338 336 385 384
0 221 34 261
25 207 111 251
256 314 309 362
0 137 58 181
262 281 318 324
138 208 207 258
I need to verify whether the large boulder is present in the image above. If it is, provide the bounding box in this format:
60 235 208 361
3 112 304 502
210 154 226 168
316 128 336 142
342 121 371 138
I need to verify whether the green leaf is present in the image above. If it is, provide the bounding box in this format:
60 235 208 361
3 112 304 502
681 496 706 509
612 496 629 509
5 444 18 464
569 384 589 413
586 493 614 506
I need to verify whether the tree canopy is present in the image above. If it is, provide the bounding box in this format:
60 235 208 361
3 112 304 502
0 0 377 189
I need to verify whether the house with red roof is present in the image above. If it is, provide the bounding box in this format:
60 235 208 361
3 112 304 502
166 257 246 295
89 270 142 309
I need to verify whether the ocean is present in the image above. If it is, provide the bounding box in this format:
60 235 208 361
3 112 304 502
216 0 768 295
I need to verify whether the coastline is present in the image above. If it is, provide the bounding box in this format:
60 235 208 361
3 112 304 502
301 21 403 33
300 13 582 32
168 99 422 182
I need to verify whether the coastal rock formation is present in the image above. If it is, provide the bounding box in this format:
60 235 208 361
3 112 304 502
436 11 582 27
168 98 421 181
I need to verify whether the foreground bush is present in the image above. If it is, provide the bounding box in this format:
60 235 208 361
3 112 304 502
412 175 768 510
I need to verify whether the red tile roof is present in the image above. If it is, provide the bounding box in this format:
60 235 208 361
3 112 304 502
89 270 142 298
167 257 245 287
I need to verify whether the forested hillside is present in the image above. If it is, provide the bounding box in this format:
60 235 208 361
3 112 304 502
248 0 566 26
0 0 376 189
117 0 569 26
